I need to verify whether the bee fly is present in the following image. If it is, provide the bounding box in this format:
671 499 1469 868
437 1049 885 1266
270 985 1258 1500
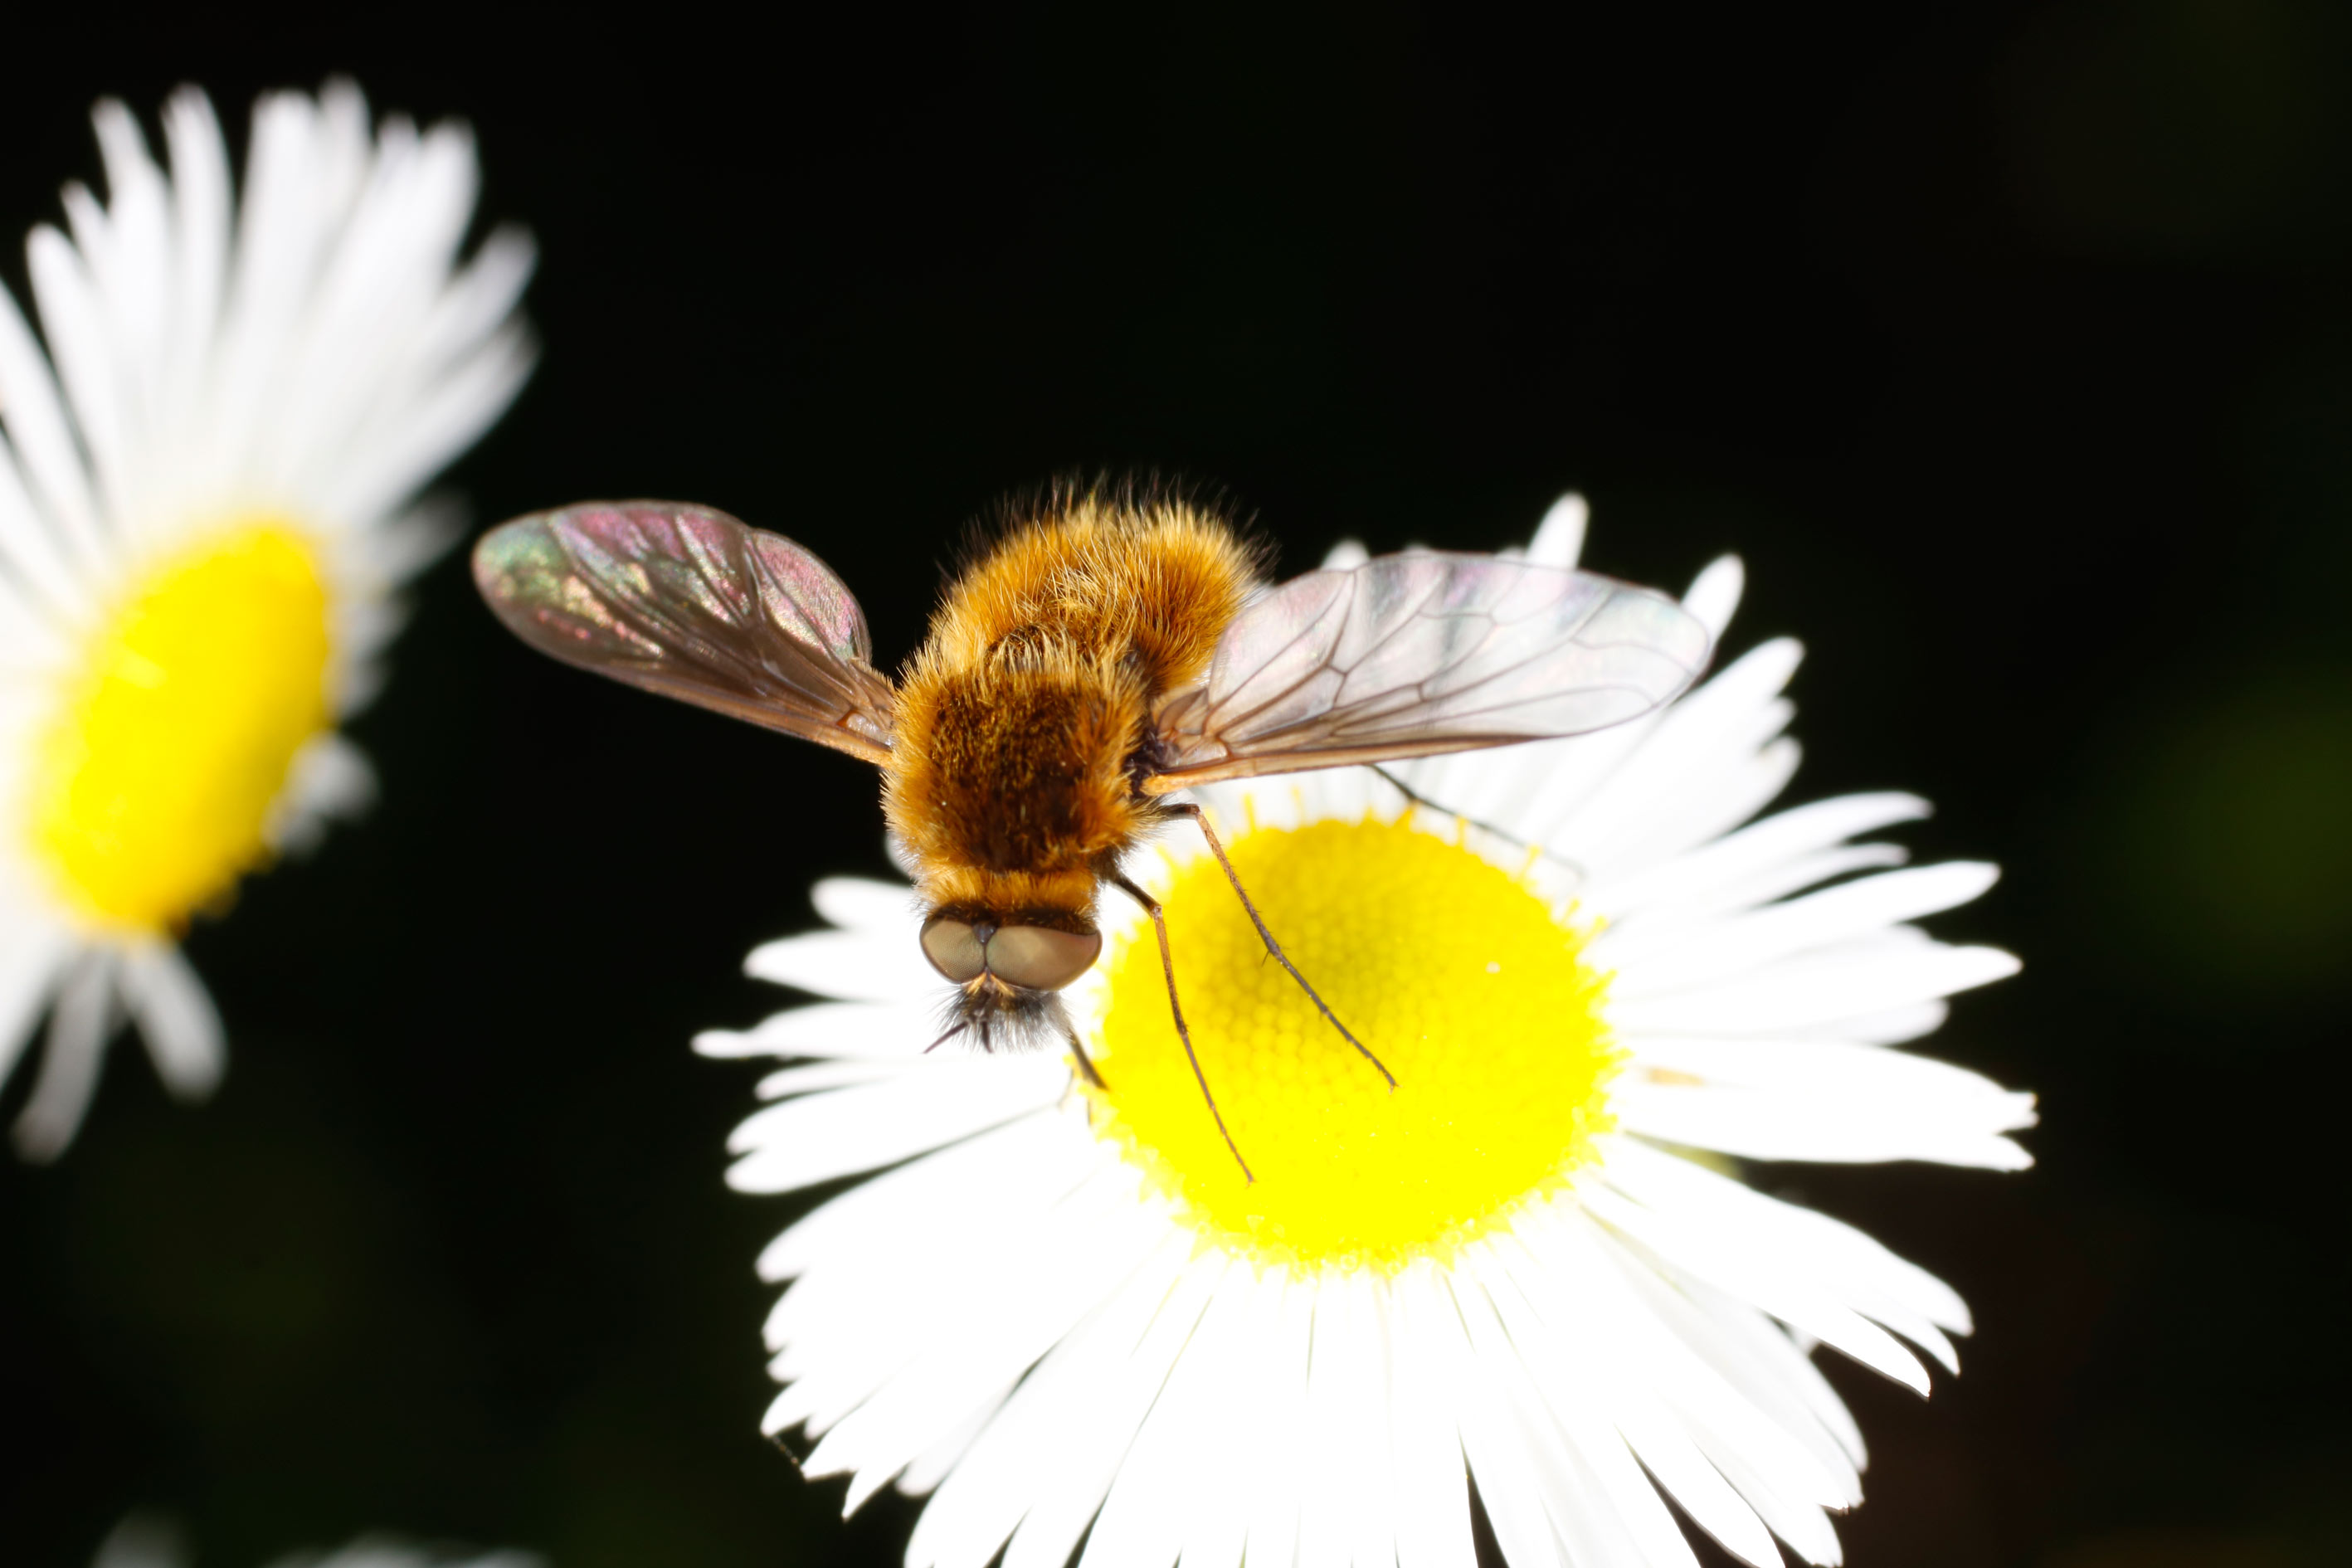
473 487 1712 1177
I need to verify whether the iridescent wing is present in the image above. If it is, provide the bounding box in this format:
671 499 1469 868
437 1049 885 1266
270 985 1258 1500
472 501 896 763
1142 550 1712 792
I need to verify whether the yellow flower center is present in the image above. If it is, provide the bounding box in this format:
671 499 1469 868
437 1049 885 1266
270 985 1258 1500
1088 811 1617 1273
27 522 334 934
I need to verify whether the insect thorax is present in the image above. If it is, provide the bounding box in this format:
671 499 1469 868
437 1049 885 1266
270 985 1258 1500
882 495 1259 909
886 650 1144 884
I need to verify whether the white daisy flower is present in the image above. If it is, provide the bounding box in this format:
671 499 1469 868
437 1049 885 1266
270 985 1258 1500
0 82 534 1157
700 495 2035 1568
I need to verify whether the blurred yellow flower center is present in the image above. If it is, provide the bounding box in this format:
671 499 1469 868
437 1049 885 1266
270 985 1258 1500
28 523 334 934
1089 812 1616 1272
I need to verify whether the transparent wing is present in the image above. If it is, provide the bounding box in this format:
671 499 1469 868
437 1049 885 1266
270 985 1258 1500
471 501 896 762
1144 550 1711 791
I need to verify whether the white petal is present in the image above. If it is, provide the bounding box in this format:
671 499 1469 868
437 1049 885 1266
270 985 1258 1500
1598 844 1913 966
1560 1214 1866 1509
1080 1262 1287 1568
758 1115 1087 1288
1455 1255 1700 1568
812 1185 1166 1507
0 436 95 624
0 278 104 576
1478 1237 1780 1567
1385 1266 1477 1568
187 83 529 528
1681 555 1744 640
158 89 231 482
751 1059 903 1099
0 920 72 1094
1542 640 1805 875
809 876 920 936
1810 998 1948 1045
746 928 933 1003
1527 494 1587 569
314 321 536 526
1296 1270 1399 1568
13 948 118 1161
1439 1278 1570 1568
695 1000 933 1062
896 1388 1010 1499
270 121 480 485
1619 1036 2036 1169
118 942 224 1098
93 1513 189 1568
913 1243 1215 1568
1238 1274 1317 1568
724 1060 1064 1191
1595 791 1930 928
763 1137 1114 1404
1202 1270 1310 1568
1577 1175 1931 1393
1608 942 2019 1036
267 733 377 854
1629 1283 1858 1565
1503 1209 1858 1546
1600 1138 1971 1343
353 497 463 591
1415 1274 1561 1568
202 92 326 499
28 222 130 523
1605 862 2000 998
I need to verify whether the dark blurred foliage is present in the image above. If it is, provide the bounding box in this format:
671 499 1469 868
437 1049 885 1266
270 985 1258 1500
3 2 2349 1566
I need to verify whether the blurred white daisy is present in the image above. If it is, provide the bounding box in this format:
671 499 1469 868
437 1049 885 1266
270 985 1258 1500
0 82 534 1157
95 1514 542 1568
700 495 2035 1568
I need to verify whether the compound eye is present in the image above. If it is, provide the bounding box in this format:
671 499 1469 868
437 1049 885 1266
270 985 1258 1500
985 924 1103 991
919 916 988 984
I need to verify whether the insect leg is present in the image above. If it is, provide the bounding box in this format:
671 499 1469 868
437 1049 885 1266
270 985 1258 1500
1046 1002 1109 1090
1165 802 1397 1090
1108 870 1254 1184
1369 765 1589 883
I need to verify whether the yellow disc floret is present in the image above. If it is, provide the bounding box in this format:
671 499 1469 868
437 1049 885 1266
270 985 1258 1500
28 523 334 934
1089 811 1617 1272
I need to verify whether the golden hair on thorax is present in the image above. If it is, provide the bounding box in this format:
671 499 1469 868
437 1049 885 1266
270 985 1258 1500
474 477 1715 1176
888 485 1261 912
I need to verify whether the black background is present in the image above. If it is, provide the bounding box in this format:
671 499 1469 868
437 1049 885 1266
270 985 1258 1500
5 4 2350 1566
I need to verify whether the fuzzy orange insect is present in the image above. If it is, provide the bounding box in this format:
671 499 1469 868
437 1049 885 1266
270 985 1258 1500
473 483 1713 1176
